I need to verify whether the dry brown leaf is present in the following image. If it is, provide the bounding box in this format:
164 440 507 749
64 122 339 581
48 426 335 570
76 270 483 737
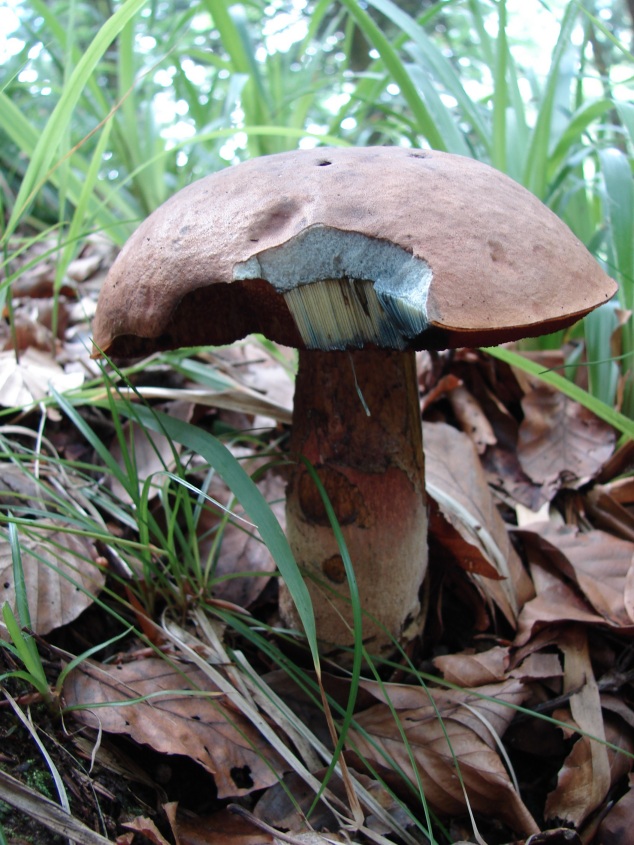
63 656 286 798
10 240 77 299
0 519 104 635
435 646 563 689
2 303 65 351
522 522 634 630
0 347 84 408
253 770 337 834
210 342 294 426
544 628 610 826
482 440 546 512
350 678 538 835
509 651 563 683
67 253 103 283
122 815 172 845
419 372 462 412
514 550 603 646
428 500 506 581
0 464 58 512
433 646 510 687
424 421 534 625
517 386 615 498
545 710 634 831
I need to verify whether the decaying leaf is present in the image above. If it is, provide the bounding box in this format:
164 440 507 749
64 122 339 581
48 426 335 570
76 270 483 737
63 656 287 798
210 341 294 426
544 628 610 826
0 518 104 635
516 523 634 632
349 678 538 835
518 386 616 498
0 464 59 513
424 421 534 624
121 814 172 845
515 550 604 647
586 484 634 543
434 646 563 690
433 646 511 687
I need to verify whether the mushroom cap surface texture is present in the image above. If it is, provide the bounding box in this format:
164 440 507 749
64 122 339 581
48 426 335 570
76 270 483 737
92 146 617 358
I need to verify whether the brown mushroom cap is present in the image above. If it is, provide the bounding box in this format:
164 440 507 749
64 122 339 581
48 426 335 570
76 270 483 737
92 146 617 358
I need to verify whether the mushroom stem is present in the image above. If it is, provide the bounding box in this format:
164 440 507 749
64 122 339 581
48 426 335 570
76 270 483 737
280 348 428 653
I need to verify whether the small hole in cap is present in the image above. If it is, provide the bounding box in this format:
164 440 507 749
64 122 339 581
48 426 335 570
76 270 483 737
316 159 332 166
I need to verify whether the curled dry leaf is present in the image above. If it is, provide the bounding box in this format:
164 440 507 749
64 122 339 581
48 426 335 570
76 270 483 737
447 383 497 454
121 815 172 845
424 421 534 625
546 710 634 829
514 545 604 647
433 646 511 687
544 628 610 827
518 386 616 498
518 522 634 631
585 485 634 543
350 678 538 835
434 646 563 690
0 519 104 635
63 656 286 798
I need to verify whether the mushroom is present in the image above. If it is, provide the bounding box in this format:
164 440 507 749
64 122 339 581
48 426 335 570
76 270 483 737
92 147 616 654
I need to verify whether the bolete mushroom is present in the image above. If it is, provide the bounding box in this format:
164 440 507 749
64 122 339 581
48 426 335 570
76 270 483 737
92 146 616 654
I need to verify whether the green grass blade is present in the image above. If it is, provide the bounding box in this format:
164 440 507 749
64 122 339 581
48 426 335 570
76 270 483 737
523 3 579 197
0 91 136 231
617 102 634 146
80 399 320 668
483 345 634 440
7 522 31 630
599 148 634 311
337 0 447 150
4 0 148 242
365 0 488 153
599 147 634 416
299 458 363 809
491 0 508 172
583 304 620 406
